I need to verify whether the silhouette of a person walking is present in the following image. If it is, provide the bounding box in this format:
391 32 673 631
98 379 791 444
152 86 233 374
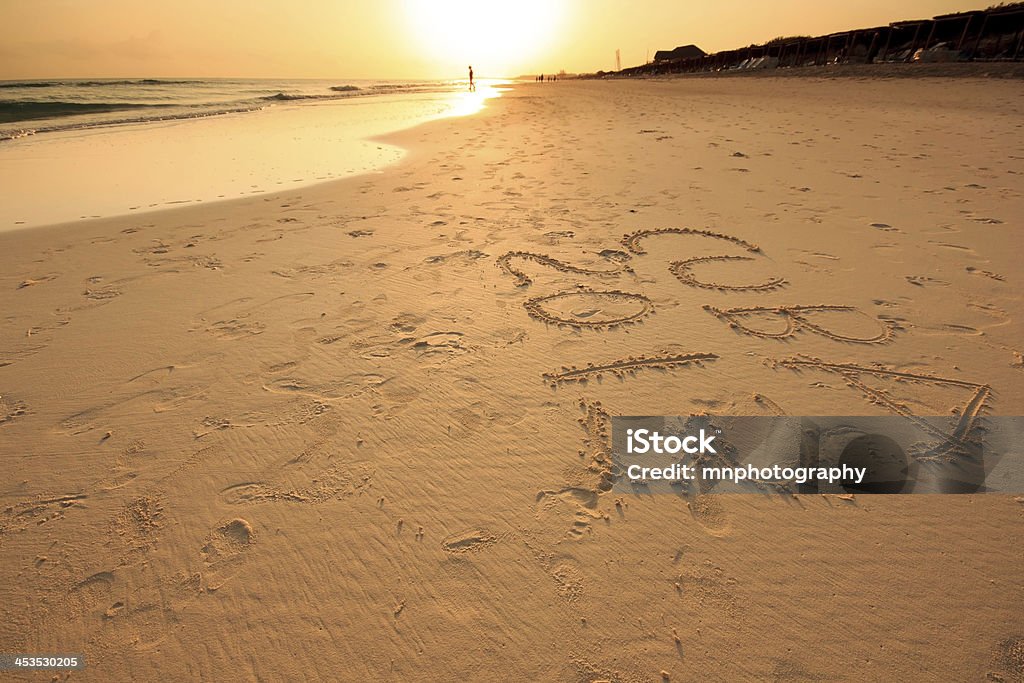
468 65 475 92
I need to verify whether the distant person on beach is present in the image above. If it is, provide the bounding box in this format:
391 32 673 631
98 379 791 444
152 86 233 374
468 66 475 92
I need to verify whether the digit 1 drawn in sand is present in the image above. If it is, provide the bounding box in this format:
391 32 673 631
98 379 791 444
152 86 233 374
496 251 629 287
669 256 787 292
542 352 718 386
704 304 897 343
771 355 990 462
620 227 762 256
523 289 654 330
536 400 618 538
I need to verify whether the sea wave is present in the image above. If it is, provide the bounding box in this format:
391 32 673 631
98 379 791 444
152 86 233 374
0 104 265 141
370 83 424 90
0 79 204 89
261 88 371 102
0 77 468 141
0 100 176 124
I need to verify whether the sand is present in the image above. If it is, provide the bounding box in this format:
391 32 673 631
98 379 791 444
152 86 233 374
1 76 1022 681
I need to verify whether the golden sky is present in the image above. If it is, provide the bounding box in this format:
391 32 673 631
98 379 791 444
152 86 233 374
0 0 988 80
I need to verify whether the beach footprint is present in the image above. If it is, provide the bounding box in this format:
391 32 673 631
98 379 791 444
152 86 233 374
686 495 731 537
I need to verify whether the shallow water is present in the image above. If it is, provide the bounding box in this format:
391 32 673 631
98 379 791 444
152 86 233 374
0 80 502 229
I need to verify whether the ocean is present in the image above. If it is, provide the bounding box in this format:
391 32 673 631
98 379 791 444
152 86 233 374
0 78 500 229
0 78 474 141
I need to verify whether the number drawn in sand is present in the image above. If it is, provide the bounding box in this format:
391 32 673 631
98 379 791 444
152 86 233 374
536 400 618 538
669 255 787 292
542 352 718 386
524 289 653 330
771 355 990 462
620 227 762 256
577 399 617 492
496 251 629 287
704 304 897 344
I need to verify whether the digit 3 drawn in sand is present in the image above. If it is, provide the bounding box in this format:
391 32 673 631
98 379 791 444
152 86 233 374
669 255 786 292
542 352 718 386
704 304 897 343
496 251 630 287
620 227 762 256
771 355 990 461
523 289 653 330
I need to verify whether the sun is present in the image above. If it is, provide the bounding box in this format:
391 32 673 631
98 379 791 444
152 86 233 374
404 0 567 76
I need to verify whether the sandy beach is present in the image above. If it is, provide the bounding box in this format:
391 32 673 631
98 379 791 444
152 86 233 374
1 76 1022 681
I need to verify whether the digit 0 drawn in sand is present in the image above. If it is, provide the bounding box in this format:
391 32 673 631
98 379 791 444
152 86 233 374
620 227 761 255
704 304 897 343
496 251 629 287
523 289 653 329
669 256 787 291
771 355 990 462
542 352 718 386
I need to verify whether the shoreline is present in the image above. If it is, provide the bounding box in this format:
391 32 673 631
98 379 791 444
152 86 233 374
0 84 498 232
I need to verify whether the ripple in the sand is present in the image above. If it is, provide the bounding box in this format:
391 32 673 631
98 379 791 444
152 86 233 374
524 290 653 329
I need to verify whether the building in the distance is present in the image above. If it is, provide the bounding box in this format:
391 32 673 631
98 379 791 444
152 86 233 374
653 44 707 62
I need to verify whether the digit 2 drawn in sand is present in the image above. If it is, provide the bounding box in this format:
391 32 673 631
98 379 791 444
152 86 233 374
523 289 653 330
670 256 786 292
542 352 718 386
772 355 990 461
704 304 897 343
620 227 787 291
496 251 629 287
620 227 762 256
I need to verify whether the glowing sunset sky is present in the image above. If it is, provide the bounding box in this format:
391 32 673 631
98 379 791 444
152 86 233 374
0 0 988 79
